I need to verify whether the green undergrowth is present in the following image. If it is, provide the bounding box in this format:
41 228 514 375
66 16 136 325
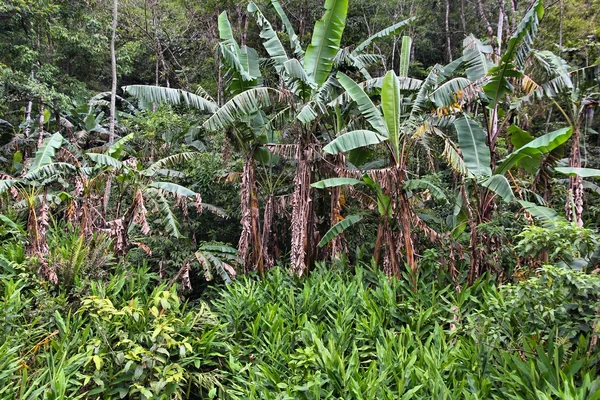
2 254 600 399
212 264 600 399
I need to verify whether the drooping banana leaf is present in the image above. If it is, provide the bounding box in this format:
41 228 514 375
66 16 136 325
30 132 64 172
123 86 217 112
495 127 572 175
554 167 600 178
311 177 364 189
481 174 516 203
318 214 363 247
248 2 289 73
148 182 196 197
352 17 415 55
337 72 388 136
454 116 492 177
270 0 304 58
323 130 386 154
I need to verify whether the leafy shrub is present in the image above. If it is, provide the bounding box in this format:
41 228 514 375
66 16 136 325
469 265 600 347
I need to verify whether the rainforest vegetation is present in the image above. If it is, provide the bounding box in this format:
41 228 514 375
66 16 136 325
1 0 600 398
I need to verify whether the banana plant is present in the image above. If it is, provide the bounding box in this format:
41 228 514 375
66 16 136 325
513 48 600 226
84 147 215 256
210 0 415 276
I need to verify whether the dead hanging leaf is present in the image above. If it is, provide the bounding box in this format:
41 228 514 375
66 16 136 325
132 189 150 235
195 193 203 214
108 217 127 256
132 242 152 256
237 158 254 273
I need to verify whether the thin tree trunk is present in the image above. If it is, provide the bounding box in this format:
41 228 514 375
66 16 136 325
106 0 118 218
290 145 313 276
566 124 584 227
109 0 118 145
37 97 44 149
445 0 452 62
24 99 33 138
476 0 496 56
460 0 467 34
558 0 563 53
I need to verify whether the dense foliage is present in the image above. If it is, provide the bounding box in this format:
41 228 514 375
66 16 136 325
1 0 600 397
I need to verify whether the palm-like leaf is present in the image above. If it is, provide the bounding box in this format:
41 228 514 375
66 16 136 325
148 182 196 197
353 18 415 55
303 0 348 87
311 177 364 189
318 214 363 247
203 88 274 131
323 130 386 154
336 72 388 136
270 0 304 58
495 127 572 175
123 86 217 112
30 132 64 172
454 116 492 177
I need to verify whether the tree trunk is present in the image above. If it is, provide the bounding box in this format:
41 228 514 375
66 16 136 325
109 0 118 144
290 145 313 276
445 0 452 62
476 0 496 56
238 156 264 275
37 97 45 149
566 126 584 227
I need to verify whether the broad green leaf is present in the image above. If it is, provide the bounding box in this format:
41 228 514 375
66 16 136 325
495 127 572 175
462 34 493 82
218 11 240 53
154 192 183 238
554 167 600 178
86 153 124 170
353 17 415 55
381 70 401 162
519 200 560 227
311 178 364 189
323 130 386 154
123 86 217 112
404 179 447 202
0 179 18 194
483 0 543 106
336 72 388 136
318 214 363 247
30 132 64 172
270 0 304 58
481 175 516 203
454 116 491 177
248 2 288 73
398 36 412 78
303 0 348 87
203 88 273 131
148 182 196 197
430 77 471 107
